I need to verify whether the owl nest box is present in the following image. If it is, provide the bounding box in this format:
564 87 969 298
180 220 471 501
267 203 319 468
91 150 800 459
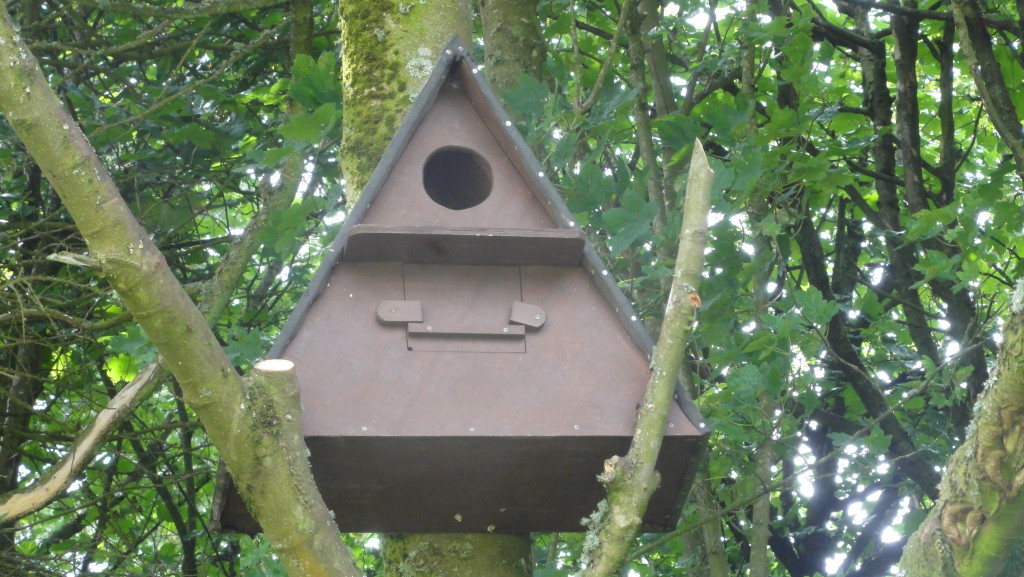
212 37 709 534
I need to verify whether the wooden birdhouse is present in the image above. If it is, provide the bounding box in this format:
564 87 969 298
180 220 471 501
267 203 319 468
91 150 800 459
212 37 709 534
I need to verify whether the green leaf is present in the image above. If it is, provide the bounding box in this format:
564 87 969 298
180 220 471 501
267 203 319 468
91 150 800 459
904 204 958 242
503 74 550 117
550 132 578 169
729 364 764 401
863 428 892 453
731 147 764 194
913 250 962 286
289 53 341 111
107 325 156 364
225 325 268 367
654 113 700 151
278 102 339 143
602 186 658 256
794 287 839 325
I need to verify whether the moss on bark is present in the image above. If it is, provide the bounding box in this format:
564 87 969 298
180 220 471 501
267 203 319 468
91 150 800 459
339 0 471 197
901 296 1024 577
478 0 545 94
382 534 532 577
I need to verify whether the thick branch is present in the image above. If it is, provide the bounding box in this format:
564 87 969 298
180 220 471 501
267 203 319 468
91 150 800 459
625 6 668 264
951 0 1024 178
901 283 1024 577
837 0 1017 31
73 0 287 18
0 30 307 523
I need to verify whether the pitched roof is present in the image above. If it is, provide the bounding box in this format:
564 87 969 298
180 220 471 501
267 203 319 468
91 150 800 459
269 36 657 362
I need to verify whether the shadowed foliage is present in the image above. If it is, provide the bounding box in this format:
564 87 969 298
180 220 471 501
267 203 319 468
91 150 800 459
2 0 1024 576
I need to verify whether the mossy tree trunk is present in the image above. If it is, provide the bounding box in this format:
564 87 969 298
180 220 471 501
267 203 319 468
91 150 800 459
477 0 545 94
899 285 1024 577
382 534 532 577
338 0 472 196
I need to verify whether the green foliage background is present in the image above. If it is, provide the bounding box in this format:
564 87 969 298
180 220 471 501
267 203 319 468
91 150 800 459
2 0 1024 576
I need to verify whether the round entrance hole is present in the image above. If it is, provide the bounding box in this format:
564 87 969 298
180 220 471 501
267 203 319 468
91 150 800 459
422 146 493 210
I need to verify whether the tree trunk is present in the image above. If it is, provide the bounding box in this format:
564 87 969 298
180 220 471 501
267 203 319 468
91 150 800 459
900 283 1024 576
338 0 472 196
478 0 545 94
339 2 538 574
381 534 532 577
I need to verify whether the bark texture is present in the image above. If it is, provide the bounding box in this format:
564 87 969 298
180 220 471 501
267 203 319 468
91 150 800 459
339 0 472 195
382 534 532 577
478 0 544 94
900 283 1024 576
950 0 1024 176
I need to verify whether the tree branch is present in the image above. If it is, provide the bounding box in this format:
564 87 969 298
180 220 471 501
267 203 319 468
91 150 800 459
0 363 159 522
836 0 1017 31
576 0 634 115
0 10 359 577
73 0 288 18
581 140 714 577
951 0 1024 178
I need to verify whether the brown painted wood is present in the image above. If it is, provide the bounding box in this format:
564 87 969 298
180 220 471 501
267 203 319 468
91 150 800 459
377 300 423 324
212 39 709 536
408 323 525 337
509 301 545 328
216 434 702 534
344 224 585 266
